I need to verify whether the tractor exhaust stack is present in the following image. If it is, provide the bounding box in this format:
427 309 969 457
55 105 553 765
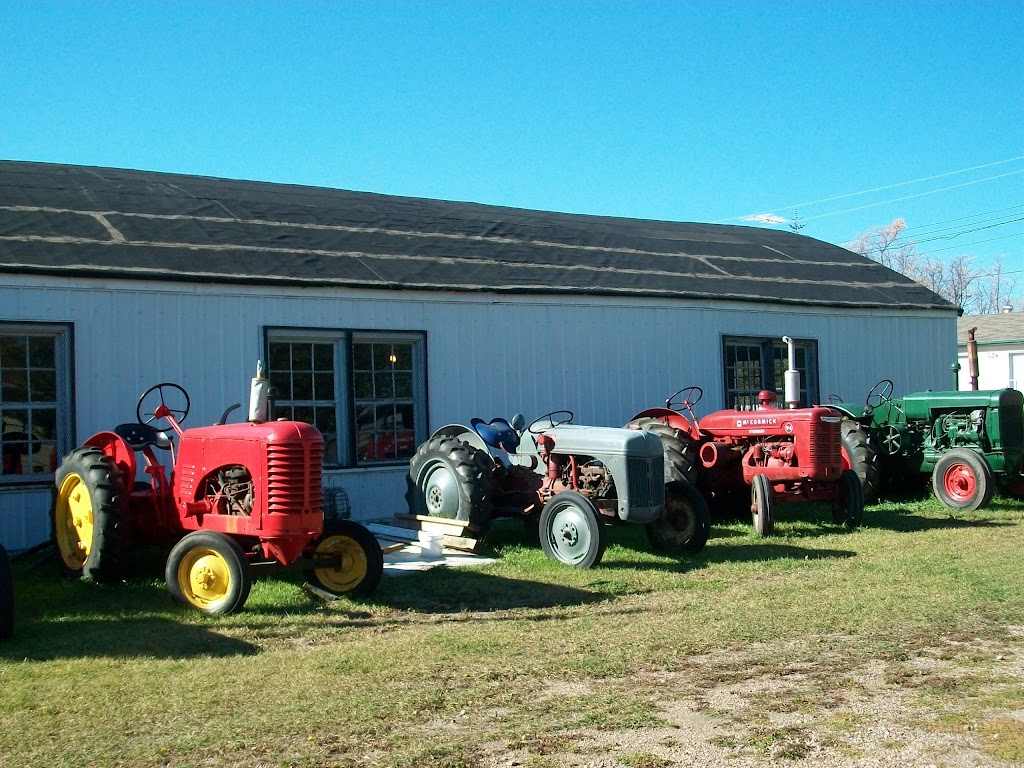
782 336 800 409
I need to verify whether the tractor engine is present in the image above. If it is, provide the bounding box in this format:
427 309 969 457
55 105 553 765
200 465 255 516
932 410 986 450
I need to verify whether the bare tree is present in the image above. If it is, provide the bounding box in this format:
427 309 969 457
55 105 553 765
849 219 1018 314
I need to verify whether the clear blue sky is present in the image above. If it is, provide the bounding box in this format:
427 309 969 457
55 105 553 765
3 1 1022 272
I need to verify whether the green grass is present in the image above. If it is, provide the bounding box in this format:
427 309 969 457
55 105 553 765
2 495 1023 767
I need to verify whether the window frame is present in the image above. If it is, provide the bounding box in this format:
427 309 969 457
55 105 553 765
263 326 427 469
0 321 75 486
722 335 819 409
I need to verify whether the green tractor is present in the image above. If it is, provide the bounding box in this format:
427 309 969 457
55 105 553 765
832 379 1024 511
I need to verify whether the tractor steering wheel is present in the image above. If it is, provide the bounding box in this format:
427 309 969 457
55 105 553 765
667 386 703 411
137 382 191 427
528 410 574 434
865 379 894 409
827 393 844 405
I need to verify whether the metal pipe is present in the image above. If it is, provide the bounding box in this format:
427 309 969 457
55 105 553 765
966 327 979 391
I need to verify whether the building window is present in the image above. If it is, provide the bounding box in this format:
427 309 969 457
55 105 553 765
266 329 426 467
723 336 818 409
0 323 73 483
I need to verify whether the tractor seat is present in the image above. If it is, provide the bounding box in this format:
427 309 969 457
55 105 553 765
471 417 520 452
114 423 172 451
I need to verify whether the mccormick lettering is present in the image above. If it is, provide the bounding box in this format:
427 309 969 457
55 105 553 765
736 418 779 427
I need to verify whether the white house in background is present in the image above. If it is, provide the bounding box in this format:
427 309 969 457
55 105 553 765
0 161 960 552
957 313 1024 391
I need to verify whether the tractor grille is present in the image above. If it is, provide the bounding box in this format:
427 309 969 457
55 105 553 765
1000 406 1024 452
627 456 663 508
808 419 842 469
266 440 323 514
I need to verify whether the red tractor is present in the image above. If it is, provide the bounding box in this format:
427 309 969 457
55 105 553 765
52 370 383 614
628 385 863 536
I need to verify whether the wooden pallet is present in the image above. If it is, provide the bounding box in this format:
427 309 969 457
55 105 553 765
389 513 483 553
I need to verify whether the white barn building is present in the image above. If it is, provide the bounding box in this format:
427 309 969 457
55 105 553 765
0 161 959 552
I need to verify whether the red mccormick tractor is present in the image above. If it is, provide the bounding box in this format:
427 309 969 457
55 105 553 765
53 369 383 614
629 386 863 536
406 410 711 568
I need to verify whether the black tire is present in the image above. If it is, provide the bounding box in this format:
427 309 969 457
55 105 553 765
165 531 252 615
307 519 384 598
406 435 494 532
0 545 13 640
627 417 700 485
539 491 606 568
646 481 711 555
841 419 880 504
53 446 127 580
831 469 864 529
751 474 774 536
932 449 994 512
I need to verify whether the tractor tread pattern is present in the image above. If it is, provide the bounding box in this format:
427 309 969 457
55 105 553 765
841 418 881 504
406 435 495 532
628 417 700 485
53 446 127 580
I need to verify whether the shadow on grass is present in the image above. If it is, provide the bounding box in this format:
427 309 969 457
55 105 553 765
0 614 258 661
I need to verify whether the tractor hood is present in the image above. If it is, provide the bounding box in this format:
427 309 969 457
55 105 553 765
902 389 1024 421
544 424 663 458
699 405 841 436
182 420 324 444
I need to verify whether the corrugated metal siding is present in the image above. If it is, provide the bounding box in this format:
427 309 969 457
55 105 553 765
0 275 957 551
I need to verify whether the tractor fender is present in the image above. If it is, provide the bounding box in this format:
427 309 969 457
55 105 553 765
82 431 138 490
428 424 489 455
628 407 699 438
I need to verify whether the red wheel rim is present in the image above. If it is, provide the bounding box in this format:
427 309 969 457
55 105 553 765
942 463 976 501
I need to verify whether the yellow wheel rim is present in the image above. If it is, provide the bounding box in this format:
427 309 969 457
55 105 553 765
176 548 233 609
55 473 94 570
313 535 368 593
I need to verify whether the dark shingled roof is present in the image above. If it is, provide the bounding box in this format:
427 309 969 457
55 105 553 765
0 160 958 311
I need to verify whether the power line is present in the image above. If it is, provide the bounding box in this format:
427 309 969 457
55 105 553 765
717 154 1024 223
796 169 1024 223
902 204 1024 234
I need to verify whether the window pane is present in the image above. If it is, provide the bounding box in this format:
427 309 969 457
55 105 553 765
28 337 54 367
2 325 70 482
353 344 371 369
32 369 57 401
353 372 372 399
292 372 313 400
313 372 334 401
374 372 394 398
292 343 312 370
269 342 292 372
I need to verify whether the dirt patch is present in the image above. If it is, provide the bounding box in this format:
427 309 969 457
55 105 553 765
480 631 1024 767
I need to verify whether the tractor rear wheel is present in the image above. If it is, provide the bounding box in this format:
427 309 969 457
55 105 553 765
646 481 711 554
406 435 494 532
166 531 252 615
0 545 13 640
751 474 775 536
53 447 126 580
539 491 606 568
627 417 699 485
932 449 994 512
841 419 880 504
307 519 384 598
831 469 865 529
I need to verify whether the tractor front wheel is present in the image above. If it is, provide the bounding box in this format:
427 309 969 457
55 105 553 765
840 419 880 504
53 447 126 580
751 474 775 536
932 449 994 512
539 491 606 568
166 531 252 615
406 436 494 532
0 545 13 640
307 519 384 598
646 481 711 554
832 469 865 529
